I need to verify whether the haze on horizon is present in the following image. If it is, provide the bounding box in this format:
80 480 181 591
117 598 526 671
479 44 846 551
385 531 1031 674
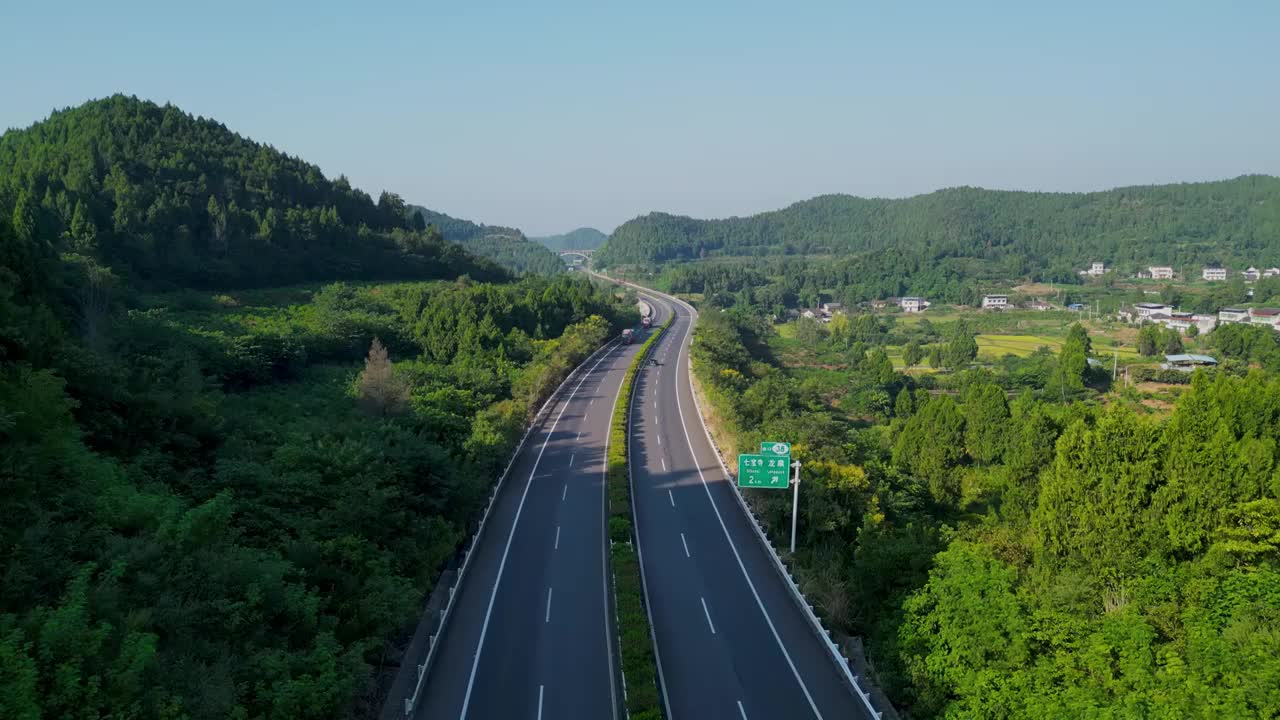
3 0 1277 236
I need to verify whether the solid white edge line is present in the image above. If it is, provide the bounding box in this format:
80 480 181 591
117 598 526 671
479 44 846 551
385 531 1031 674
700 596 716 634
666 298 825 719
406 337 619 716
457 344 618 719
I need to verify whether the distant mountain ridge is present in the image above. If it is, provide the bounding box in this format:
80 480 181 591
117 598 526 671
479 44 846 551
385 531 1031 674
406 204 564 275
532 227 607 252
595 176 1280 280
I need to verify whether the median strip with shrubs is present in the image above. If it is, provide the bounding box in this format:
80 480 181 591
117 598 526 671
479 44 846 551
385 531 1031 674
608 311 673 720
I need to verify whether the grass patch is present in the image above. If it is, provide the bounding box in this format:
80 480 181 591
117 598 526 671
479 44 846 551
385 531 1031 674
607 314 671 720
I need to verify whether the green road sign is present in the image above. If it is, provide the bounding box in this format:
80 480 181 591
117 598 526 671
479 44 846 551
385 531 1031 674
738 453 790 489
761 441 791 456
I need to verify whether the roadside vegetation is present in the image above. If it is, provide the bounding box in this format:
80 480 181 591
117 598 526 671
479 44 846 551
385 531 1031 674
685 299 1280 718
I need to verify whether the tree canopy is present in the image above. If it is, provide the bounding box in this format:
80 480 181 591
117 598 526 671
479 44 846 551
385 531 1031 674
0 95 508 290
597 176 1280 287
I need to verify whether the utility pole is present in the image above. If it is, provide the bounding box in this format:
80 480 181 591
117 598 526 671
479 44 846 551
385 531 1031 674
789 460 802 554
1113 350 1118 382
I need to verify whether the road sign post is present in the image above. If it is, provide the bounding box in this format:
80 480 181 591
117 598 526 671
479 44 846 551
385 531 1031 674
741 442 804 553
790 460 801 554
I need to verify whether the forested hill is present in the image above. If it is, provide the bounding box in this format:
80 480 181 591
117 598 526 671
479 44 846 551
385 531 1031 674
406 204 565 275
0 94 507 290
531 227 607 252
596 176 1280 278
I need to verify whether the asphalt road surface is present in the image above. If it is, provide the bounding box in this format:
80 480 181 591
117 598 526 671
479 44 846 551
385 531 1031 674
413 302 669 720
629 292 876 720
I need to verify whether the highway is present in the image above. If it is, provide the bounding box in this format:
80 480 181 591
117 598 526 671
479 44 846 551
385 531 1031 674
628 290 877 720
412 301 668 720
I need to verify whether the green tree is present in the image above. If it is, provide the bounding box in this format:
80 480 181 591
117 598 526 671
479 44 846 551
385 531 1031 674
903 340 923 367
927 344 943 369
1033 408 1160 578
894 395 966 505
899 542 1030 719
894 387 915 418
1137 324 1161 356
945 322 978 368
1056 322 1091 392
962 383 1010 463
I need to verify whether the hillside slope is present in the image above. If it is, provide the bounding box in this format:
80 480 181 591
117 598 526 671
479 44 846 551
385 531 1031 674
407 204 564 275
531 226 607 252
0 95 506 290
596 176 1280 279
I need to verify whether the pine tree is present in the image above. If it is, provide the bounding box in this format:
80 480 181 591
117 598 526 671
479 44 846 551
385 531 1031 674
945 322 978 369
357 338 409 416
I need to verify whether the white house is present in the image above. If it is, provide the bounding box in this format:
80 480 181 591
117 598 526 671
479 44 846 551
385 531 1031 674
1134 302 1173 320
801 309 819 320
1243 267 1261 281
1148 266 1175 280
1265 268 1280 279
1202 267 1228 281
1162 314 1195 333
1027 300 1053 311
1218 308 1250 324
1192 314 1217 334
1081 261 1107 276
981 294 1009 310
1156 312 1212 334
1249 308 1280 328
820 302 843 315
900 297 929 313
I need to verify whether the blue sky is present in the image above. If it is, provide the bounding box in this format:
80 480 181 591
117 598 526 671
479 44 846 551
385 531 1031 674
2 1 1277 235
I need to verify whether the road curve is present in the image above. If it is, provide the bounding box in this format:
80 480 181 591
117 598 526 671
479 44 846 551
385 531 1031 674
626 289 877 720
412 301 669 720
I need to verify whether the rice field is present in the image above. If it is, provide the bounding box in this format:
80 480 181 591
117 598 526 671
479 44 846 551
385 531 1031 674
976 334 1143 360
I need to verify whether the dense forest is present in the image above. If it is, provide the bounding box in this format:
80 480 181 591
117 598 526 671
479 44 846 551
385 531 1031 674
0 95 509 291
689 302 1280 718
531 226 607 252
0 96 638 718
405 204 565 275
597 176 1280 283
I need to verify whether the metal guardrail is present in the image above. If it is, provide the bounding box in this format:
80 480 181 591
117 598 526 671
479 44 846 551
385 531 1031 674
398 338 621 717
